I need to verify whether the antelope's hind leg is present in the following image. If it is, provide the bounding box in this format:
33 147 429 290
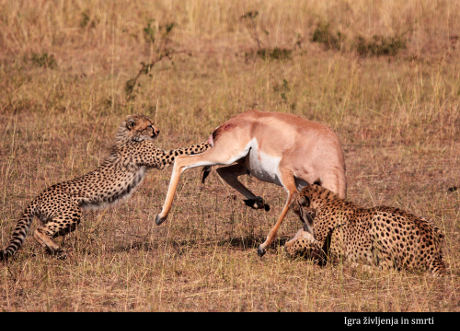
156 145 251 225
216 162 270 211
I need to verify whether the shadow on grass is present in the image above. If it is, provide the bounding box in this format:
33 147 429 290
216 235 289 250
112 235 290 253
112 239 191 253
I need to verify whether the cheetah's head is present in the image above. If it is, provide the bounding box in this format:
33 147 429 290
116 114 160 144
292 189 316 233
292 184 336 232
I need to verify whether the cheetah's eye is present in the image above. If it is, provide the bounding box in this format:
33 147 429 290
298 195 310 207
126 119 136 130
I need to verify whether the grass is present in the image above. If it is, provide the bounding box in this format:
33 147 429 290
0 0 459 311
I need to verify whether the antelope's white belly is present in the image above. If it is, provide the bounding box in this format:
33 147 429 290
247 139 282 186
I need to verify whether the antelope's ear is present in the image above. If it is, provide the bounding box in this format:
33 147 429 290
126 118 136 130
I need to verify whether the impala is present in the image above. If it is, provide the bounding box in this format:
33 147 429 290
155 110 346 256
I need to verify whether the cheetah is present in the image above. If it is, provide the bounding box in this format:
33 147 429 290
0 114 209 260
285 185 447 275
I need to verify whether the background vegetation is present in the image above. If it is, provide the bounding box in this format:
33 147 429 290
0 0 458 311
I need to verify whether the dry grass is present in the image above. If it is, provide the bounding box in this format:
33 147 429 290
0 0 459 311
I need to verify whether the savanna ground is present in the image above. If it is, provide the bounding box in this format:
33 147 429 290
0 0 459 312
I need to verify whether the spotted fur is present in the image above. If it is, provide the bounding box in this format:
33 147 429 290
0 114 209 260
284 229 327 265
285 185 447 275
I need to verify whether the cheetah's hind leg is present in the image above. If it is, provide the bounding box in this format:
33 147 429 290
33 205 82 259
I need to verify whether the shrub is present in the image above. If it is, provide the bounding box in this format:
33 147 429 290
256 47 292 61
29 52 57 69
311 23 345 50
355 34 406 57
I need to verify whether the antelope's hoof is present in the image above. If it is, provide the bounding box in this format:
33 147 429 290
244 197 270 211
257 245 266 257
155 214 166 225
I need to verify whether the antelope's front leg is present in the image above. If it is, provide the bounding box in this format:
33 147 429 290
257 168 297 256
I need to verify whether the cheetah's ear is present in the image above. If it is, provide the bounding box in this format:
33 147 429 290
126 118 136 130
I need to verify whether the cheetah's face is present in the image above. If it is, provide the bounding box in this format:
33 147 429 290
292 191 315 233
125 115 160 142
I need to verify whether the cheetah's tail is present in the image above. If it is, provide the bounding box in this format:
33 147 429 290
0 203 36 261
429 223 447 275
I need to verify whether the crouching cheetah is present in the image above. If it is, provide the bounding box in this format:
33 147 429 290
285 185 447 275
0 114 209 260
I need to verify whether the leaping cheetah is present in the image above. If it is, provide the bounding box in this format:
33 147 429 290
0 114 209 260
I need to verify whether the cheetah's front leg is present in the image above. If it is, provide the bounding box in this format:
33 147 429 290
284 229 326 265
